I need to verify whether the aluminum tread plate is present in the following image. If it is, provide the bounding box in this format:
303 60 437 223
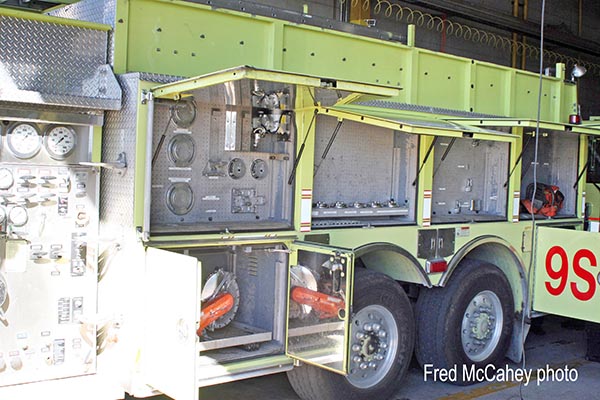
0 15 121 110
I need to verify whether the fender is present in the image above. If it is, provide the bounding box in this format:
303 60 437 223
354 242 432 288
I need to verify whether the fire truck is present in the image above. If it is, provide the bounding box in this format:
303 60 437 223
1 1 599 400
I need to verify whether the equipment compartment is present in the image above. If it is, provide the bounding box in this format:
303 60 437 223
519 131 579 218
187 245 288 364
311 116 418 228
432 137 509 223
149 79 296 234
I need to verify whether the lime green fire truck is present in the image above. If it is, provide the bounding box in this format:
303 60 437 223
0 1 599 400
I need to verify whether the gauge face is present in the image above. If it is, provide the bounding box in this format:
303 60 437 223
45 126 77 160
0 169 14 190
7 123 41 159
8 205 28 227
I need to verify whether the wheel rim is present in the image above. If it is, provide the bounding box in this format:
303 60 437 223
346 305 398 389
460 290 503 362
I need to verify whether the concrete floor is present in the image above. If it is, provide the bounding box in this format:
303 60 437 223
145 316 600 400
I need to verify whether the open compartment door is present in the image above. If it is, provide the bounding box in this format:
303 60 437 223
144 247 201 400
533 227 600 323
286 242 354 374
142 66 400 238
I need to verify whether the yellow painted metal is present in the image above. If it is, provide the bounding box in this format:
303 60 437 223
112 0 130 74
0 6 111 31
447 117 600 137
133 81 156 228
533 226 600 323
151 66 401 100
284 241 354 375
322 107 519 142
91 126 103 163
447 118 566 131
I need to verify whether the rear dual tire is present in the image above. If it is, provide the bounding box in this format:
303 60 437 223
415 260 514 385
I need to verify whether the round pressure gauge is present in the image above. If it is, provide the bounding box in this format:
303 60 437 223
0 168 14 190
166 183 194 216
44 125 77 160
7 123 41 159
8 205 28 227
171 100 197 128
167 134 196 167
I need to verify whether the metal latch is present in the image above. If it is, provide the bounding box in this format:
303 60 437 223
80 152 127 175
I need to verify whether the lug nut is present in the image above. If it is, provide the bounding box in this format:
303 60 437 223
372 323 381 332
375 354 384 361
359 362 368 370
377 330 387 338
368 362 377 369
356 332 366 340
353 356 362 363
352 344 361 352
380 342 388 349
364 323 373 331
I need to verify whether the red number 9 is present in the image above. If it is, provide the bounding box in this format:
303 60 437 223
545 246 568 296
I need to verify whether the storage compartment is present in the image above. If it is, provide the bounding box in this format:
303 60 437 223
311 115 418 228
520 131 579 218
149 79 296 234
432 137 509 223
286 246 352 372
186 244 288 365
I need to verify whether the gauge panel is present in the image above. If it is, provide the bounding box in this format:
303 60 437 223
44 125 77 160
7 123 42 159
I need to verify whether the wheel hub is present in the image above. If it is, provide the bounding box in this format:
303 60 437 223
461 290 503 362
347 305 397 389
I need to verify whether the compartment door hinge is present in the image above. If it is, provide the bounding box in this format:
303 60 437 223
141 90 154 105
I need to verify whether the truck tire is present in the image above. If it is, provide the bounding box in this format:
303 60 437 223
415 259 514 385
287 268 414 400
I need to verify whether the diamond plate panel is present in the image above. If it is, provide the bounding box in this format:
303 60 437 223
355 100 501 119
46 0 117 65
0 16 121 110
99 74 140 240
47 0 116 26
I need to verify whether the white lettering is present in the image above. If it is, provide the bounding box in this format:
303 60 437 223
484 364 496 381
423 364 457 382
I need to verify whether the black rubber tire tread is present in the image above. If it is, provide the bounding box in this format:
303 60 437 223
287 268 415 400
415 259 514 385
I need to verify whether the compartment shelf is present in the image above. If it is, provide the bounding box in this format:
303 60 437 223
199 322 272 351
